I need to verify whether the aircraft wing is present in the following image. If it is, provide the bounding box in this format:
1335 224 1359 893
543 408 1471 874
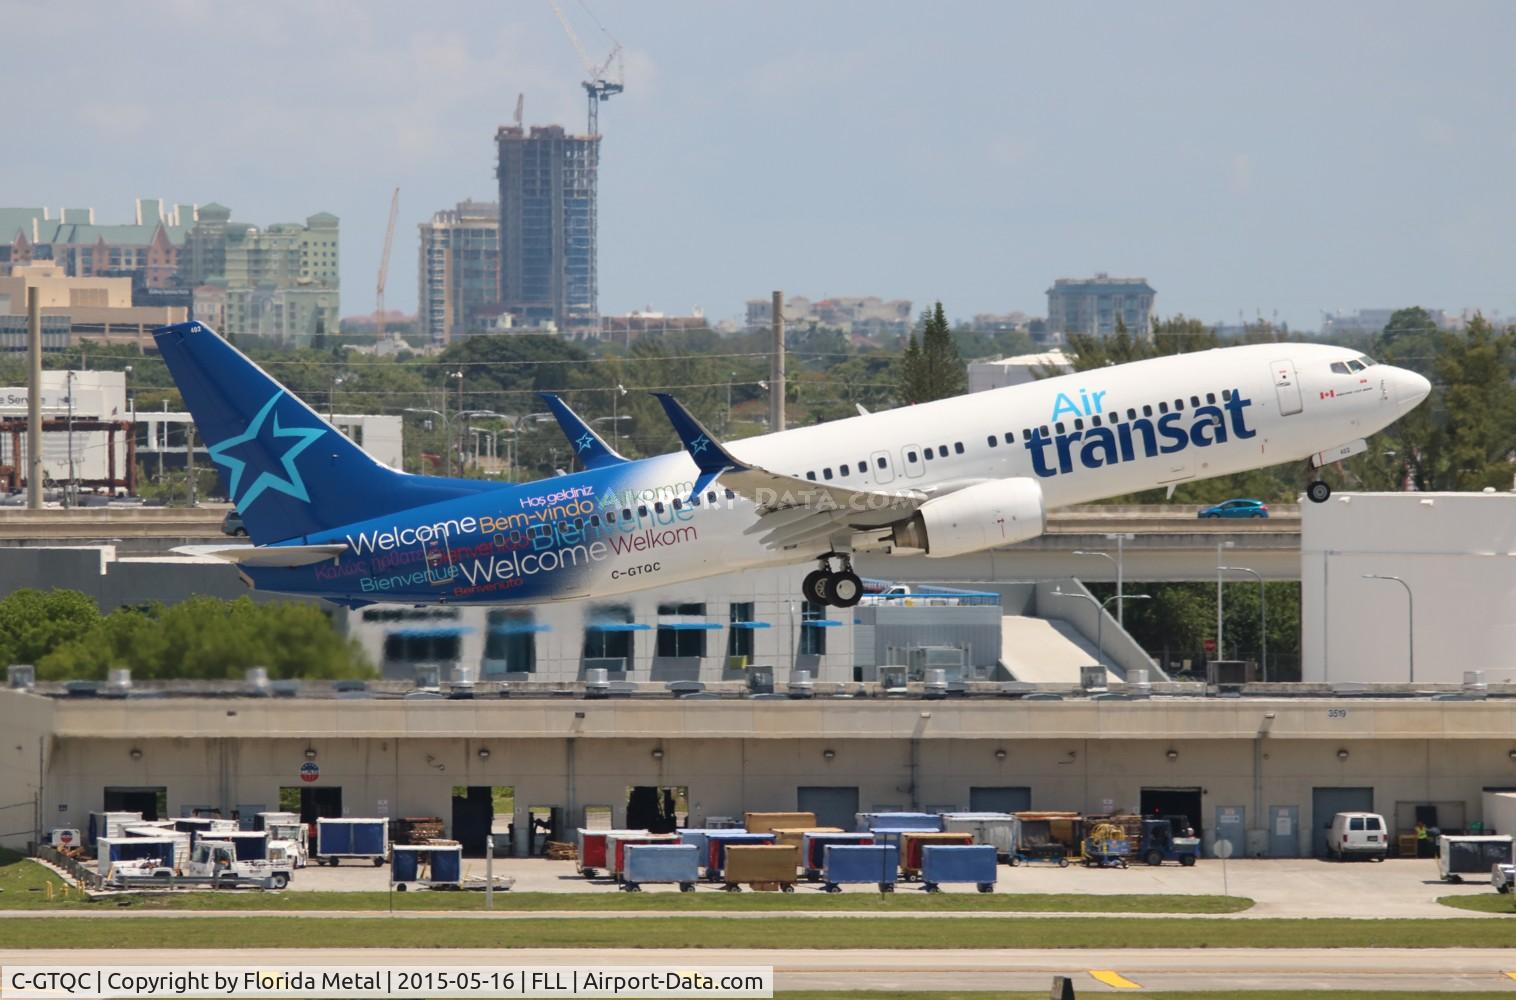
652 393 926 550
538 393 628 470
172 544 350 567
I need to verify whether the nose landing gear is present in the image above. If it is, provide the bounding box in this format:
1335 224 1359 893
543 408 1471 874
802 554 864 608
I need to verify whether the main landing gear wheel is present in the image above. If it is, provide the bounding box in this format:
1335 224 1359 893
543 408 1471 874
1307 480 1331 504
823 571 864 608
802 569 831 604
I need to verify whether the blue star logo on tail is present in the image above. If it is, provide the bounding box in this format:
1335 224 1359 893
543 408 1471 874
575 432 595 453
207 391 327 510
690 434 710 455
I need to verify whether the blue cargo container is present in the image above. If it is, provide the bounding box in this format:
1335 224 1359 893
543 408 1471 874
702 831 776 879
856 812 942 833
921 845 998 893
623 844 700 892
96 836 177 877
822 844 899 892
316 818 388 867
391 843 463 889
191 830 269 862
801 832 875 879
677 829 710 862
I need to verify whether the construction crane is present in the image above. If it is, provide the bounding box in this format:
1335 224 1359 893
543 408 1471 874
548 0 623 135
374 187 399 338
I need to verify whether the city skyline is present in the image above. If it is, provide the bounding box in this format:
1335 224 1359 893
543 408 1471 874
6 0 1514 331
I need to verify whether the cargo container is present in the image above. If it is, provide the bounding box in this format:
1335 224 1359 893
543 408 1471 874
744 812 817 834
856 812 942 833
392 843 463 890
315 818 388 867
801 832 875 880
87 811 142 847
123 824 192 867
622 844 700 892
864 826 929 853
1438 835 1513 882
607 832 681 879
901 832 975 879
702 831 777 879
921 845 997 893
576 828 646 878
96 836 177 877
940 812 1016 858
173 817 237 836
253 811 300 832
721 844 800 891
822 844 899 893
770 826 843 849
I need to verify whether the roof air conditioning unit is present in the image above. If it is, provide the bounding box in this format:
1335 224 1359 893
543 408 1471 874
1463 670 1488 698
1079 665 1108 694
450 664 477 688
1127 668 1152 699
105 667 132 697
413 665 441 691
788 669 814 699
7 664 35 690
878 665 908 692
747 665 774 696
584 667 610 699
245 667 270 695
923 668 948 700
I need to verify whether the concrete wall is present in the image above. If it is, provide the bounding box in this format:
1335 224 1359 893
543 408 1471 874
0 548 286 611
1303 492 1516 683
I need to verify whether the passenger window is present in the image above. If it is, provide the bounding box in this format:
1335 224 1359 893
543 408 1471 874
1174 399 1184 410
923 450 934 461
1142 405 1153 417
953 442 964 454
1041 425 1049 437
1331 362 1350 375
1073 418 1084 431
672 499 681 510
638 505 648 517
654 502 665 514
707 491 718 504
987 435 998 447
1349 817 1365 831
1091 415 1102 427
938 445 948 458
1222 388 1233 401
1126 408 1137 420
907 450 918 462
876 456 887 469
857 461 866 473
1158 402 1168 414
1206 392 1216 404
1190 395 1200 407
590 514 601 526
1056 422 1066 433
724 489 735 500
823 468 833 480
806 471 816 481
606 512 617 523
838 465 850 477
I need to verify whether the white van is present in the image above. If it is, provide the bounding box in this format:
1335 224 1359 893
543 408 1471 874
1327 811 1388 861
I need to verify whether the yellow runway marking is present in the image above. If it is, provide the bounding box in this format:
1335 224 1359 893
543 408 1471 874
1089 968 1143 989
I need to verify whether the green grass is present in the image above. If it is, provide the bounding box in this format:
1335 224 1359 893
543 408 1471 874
0 848 76 905
3 915 1515 950
1436 892 1515 914
7 888 1252 913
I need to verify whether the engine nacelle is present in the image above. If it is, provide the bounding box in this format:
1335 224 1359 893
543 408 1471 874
890 478 1045 558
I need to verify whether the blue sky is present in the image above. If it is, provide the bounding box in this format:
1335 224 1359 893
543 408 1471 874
7 0 1514 329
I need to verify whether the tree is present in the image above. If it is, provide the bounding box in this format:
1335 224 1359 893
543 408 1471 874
897 302 965 402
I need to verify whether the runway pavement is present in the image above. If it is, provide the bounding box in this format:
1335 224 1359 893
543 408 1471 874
3 947 1513 993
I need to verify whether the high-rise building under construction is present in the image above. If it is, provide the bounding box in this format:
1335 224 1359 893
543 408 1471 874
494 124 599 331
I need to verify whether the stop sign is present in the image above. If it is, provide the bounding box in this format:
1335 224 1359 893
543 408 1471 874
1203 639 1217 653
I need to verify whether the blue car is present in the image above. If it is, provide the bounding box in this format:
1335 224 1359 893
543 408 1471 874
1198 498 1269 519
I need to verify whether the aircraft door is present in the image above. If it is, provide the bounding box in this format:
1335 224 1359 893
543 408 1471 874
870 450 896 484
901 444 926 479
1271 360 1303 416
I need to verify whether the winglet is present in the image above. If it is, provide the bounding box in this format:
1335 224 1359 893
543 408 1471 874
652 393 749 500
538 393 628 470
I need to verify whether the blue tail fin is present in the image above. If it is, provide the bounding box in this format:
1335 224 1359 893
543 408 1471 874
538 393 628 470
153 321 494 544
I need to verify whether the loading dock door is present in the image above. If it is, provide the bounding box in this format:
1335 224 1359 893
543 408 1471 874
970 786 1031 813
104 787 165 821
798 786 860 831
1140 787 1204 840
451 787 494 857
280 786 342 825
1312 786 1374 857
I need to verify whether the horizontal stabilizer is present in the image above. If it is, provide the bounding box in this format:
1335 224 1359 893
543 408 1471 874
173 543 349 567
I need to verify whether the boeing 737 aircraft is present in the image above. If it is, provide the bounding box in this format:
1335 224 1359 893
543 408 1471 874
154 321 1429 608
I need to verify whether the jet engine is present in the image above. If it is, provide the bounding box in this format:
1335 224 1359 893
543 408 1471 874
889 478 1045 558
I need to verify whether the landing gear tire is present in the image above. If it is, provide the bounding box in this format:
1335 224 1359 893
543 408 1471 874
823 571 864 608
1307 480 1331 504
802 570 831 604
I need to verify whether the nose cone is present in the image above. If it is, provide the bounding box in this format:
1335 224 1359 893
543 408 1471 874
1397 368 1431 409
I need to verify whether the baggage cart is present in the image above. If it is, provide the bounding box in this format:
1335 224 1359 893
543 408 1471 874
87 811 142 848
702 831 776 880
770 826 843 849
622 844 700 892
901 832 974 880
606 832 681 880
123 824 191 868
316 817 388 867
822 844 899 893
391 843 463 891
743 812 816 834
855 812 942 833
576 828 645 878
921 844 998 893
1438 835 1514 882
1081 823 1132 868
96 836 177 878
721 844 800 892
192 829 270 862
940 812 1016 859
677 828 710 865
1010 814 1073 867
801 831 874 880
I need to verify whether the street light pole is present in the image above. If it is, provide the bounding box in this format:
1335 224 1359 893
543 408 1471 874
1052 588 1151 669
1363 574 1414 683
1216 540 1234 660
1072 548 1117 623
403 408 449 477
1106 532 1132 627
1221 565 1266 682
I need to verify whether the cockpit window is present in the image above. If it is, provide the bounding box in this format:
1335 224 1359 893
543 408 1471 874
1347 359 1365 373
1330 362 1350 375
1356 355 1376 367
